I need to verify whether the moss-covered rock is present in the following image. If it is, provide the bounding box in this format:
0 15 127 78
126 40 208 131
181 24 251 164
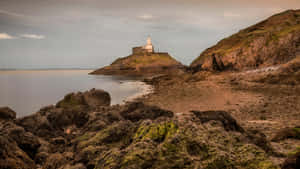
205 156 235 169
282 148 300 169
233 144 279 169
134 121 178 143
120 142 157 169
0 90 282 169
77 121 135 150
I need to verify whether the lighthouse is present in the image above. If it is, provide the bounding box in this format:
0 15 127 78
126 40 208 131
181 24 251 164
132 37 155 54
143 37 154 53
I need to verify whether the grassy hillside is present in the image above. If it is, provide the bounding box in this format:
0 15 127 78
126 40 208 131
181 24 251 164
191 9 300 71
111 53 181 69
90 53 183 76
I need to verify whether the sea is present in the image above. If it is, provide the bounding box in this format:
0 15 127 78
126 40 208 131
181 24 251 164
0 70 152 117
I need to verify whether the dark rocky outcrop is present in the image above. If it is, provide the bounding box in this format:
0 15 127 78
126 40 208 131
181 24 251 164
57 88 111 108
282 151 300 169
83 88 111 108
8 127 41 159
191 9 300 71
191 111 281 156
0 107 16 120
0 89 281 169
272 127 300 141
191 110 244 132
0 135 36 169
16 89 111 138
246 129 280 156
120 102 174 122
0 120 40 169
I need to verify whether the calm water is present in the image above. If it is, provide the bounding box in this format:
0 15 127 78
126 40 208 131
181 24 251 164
0 70 148 117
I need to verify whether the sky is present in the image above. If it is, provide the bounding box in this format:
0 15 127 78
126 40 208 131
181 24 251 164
0 0 299 69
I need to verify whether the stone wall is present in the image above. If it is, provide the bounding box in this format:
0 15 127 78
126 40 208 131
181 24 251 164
132 47 147 54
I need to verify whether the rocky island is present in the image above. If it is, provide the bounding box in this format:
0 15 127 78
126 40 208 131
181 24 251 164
1 9 300 169
90 37 185 76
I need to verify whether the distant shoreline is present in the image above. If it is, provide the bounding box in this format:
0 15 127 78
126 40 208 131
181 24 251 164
0 68 97 71
0 69 95 74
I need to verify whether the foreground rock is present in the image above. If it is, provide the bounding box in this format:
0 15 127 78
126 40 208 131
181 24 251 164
57 88 111 108
0 89 283 169
272 127 300 141
282 151 300 169
0 107 16 120
191 9 300 72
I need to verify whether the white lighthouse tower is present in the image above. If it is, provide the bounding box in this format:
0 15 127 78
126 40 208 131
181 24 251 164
143 37 154 53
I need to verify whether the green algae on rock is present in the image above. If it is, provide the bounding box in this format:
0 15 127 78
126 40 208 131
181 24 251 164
133 121 179 142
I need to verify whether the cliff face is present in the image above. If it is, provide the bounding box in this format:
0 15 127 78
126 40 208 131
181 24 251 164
90 53 184 76
191 9 300 71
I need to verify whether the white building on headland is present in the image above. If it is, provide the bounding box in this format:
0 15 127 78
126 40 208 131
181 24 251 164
143 37 154 53
132 37 155 54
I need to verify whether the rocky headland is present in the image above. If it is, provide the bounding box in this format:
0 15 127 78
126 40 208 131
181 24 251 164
1 9 300 169
90 37 184 77
90 52 184 77
191 9 300 72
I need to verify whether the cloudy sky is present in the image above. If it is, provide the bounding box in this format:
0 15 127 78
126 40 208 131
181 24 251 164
0 0 299 69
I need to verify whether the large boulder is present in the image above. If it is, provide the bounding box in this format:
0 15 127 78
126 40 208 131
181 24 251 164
191 110 244 132
83 88 111 108
46 107 89 129
56 93 86 108
0 135 36 169
120 102 174 122
0 107 16 120
7 126 41 159
57 89 111 109
17 107 89 138
16 89 111 138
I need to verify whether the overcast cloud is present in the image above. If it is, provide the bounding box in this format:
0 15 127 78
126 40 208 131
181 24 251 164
0 0 299 69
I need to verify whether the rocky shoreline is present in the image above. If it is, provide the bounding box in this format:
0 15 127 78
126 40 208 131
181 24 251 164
1 67 300 169
1 9 300 169
0 88 283 169
123 81 154 103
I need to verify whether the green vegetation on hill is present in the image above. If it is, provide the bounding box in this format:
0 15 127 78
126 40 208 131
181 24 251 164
111 53 181 68
90 52 183 76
